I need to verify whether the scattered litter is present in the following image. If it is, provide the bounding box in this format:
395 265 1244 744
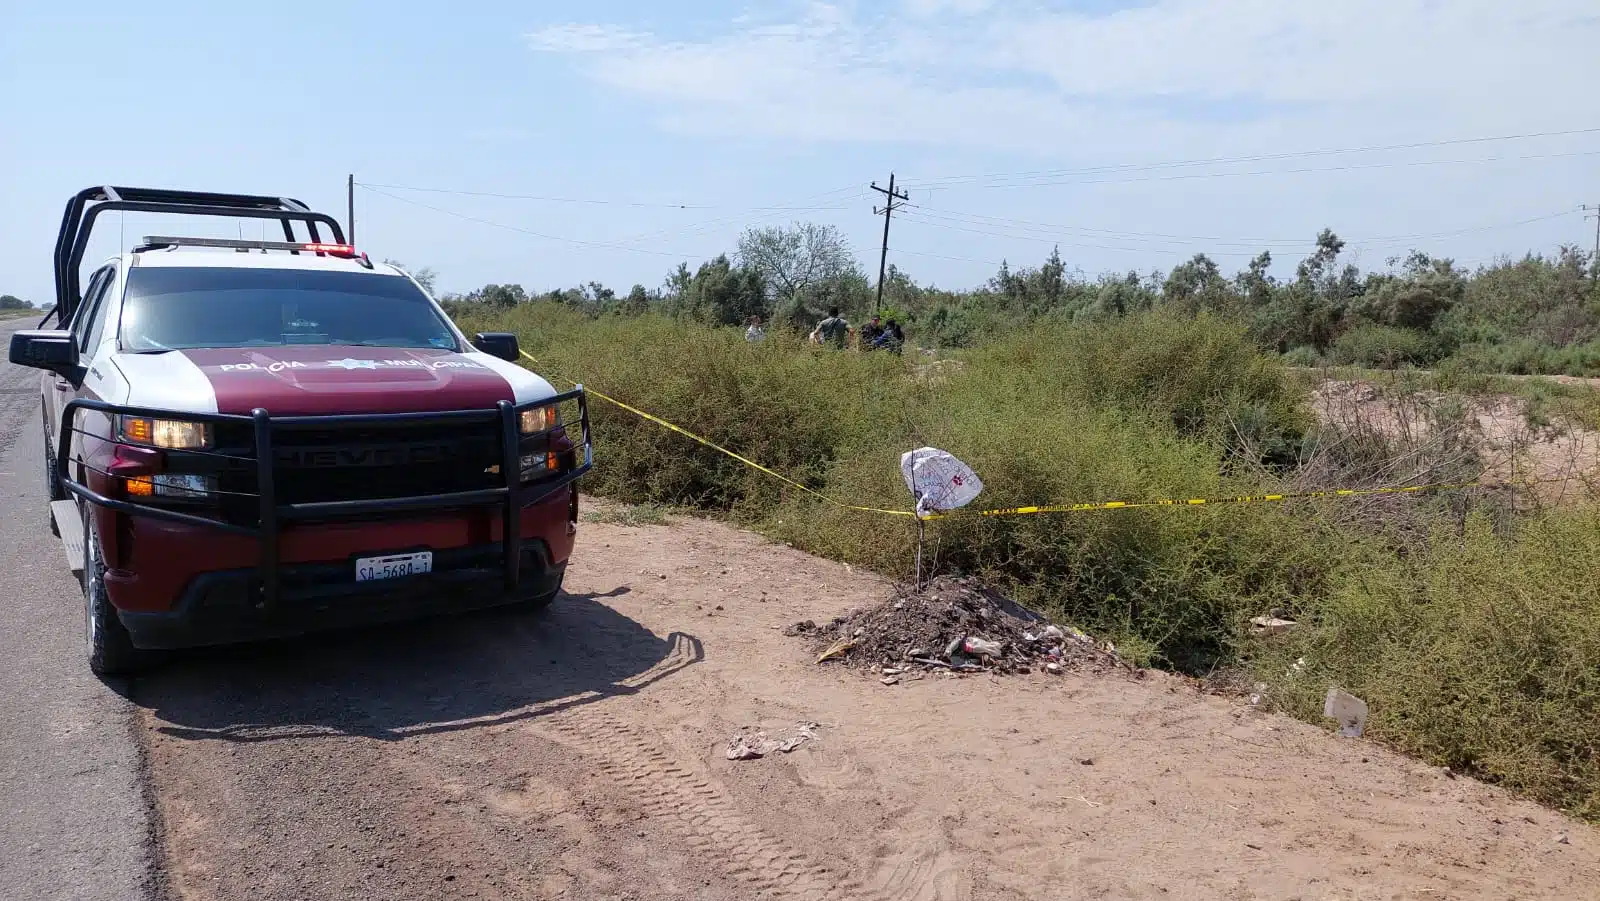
1250 615 1298 635
1288 657 1307 676
1324 688 1369 738
796 576 1133 679
1249 682 1269 706
1078 796 1103 808
816 638 856 663
880 676 899 686
1045 662 1062 675
1079 757 1094 766
1555 833 1571 845
726 722 820 761
881 667 902 676
959 636 1004 659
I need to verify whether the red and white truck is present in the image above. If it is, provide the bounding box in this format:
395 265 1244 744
9 186 591 676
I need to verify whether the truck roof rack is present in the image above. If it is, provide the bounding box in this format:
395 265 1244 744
54 186 348 321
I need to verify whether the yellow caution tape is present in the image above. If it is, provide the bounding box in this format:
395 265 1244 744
520 350 917 517
929 481 1478 520
518 349 1486 521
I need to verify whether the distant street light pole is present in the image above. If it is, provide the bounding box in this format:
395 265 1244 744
348 174 356 245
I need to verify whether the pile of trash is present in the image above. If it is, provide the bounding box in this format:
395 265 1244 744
787 576 1131 678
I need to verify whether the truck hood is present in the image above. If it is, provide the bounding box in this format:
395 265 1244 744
113 345 557 416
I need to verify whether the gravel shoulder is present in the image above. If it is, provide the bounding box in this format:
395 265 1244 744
0 318 155 901
137 503 1600 900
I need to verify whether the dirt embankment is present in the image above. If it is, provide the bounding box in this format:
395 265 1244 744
1311 378 1599 499
135 506 1600 900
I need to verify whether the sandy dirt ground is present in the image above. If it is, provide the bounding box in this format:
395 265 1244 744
1311 379 1599 499
136 507 1600 901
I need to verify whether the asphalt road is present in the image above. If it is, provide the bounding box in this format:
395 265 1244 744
0 317 155 900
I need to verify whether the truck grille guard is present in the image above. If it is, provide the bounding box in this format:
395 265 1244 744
54 389 593 610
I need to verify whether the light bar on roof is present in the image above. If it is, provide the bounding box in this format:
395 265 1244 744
138 236 360 257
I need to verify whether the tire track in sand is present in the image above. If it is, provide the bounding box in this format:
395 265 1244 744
538 709 905 901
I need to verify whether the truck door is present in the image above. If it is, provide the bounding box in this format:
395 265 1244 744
48 264 115 469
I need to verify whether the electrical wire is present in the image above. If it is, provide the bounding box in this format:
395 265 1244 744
903 126 1600 189
360 185 704 258
898 205 1582 249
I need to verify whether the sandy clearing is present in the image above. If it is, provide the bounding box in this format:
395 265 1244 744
136 508 1600 900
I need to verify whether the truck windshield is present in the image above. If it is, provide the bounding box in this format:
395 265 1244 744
118 267 460 352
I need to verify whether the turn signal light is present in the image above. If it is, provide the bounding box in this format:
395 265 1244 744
125 476 154 497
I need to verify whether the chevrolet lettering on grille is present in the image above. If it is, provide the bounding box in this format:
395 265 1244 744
275 442 461 468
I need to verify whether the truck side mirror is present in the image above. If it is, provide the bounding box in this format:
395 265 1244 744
9 329 83 381
472 332 520 363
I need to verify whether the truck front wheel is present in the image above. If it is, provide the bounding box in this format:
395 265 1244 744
82 505 154 678
509 575 565 614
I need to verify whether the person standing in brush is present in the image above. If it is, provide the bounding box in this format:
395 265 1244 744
816 307 851 349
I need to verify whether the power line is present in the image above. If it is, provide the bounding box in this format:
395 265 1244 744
902 125 1600 189
901 204 1581 249
355 179 863 213
905 149 1600 192
360 184 703 258
607 184 865 247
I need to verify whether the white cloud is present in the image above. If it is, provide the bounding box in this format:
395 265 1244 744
524 23 650 53
903 0 995 17
524 1 1600 159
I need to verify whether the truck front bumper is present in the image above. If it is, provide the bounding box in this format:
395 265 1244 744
118 539 566 650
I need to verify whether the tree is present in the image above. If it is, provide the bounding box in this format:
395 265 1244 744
663 255 767 326
0 294 30 310
1162 253 1234 315
381 260 439 295
736 222 862 324
1236 252 1275 307
621 284 652 317
467 283 527 309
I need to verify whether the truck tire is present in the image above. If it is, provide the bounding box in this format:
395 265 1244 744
510 575 564 614
82 504 154 678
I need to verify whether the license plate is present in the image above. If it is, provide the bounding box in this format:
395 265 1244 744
355 551 433 582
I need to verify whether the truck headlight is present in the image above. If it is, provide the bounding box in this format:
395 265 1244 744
519 406 558 434
125 473 215 499
116 415 211 449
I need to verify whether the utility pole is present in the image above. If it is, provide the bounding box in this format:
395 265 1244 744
1584 204 1600 277
347 174 356 245
871 173 909 314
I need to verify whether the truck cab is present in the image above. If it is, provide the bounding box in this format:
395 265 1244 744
9 186 591 677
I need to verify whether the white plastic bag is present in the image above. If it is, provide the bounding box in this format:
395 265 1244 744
900 447 983 518
1324 688 1368 738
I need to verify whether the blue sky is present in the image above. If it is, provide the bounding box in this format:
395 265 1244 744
3 0 1598 306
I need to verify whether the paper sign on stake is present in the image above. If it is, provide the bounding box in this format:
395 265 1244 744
900 447 984 518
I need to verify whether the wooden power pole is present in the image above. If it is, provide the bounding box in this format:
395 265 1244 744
871 173 909 313
1584 204 1600 276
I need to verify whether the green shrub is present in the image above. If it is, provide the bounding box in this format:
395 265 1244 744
1256 509 1600 820
1281 345 1321 367
1330 324 1432 369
